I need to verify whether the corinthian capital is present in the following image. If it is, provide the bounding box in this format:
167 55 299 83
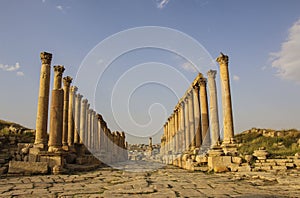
216 52 229 65
199 77 207 86
40 52 52 64
207 70 217 79
63 76 73 87
54 65 65 76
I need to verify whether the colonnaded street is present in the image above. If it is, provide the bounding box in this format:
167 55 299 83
0 161 299 198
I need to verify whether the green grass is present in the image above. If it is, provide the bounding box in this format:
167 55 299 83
236 129 300 157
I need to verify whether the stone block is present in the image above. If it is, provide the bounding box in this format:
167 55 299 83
208 156 232 170
214 166 229 173
272 166 287 170
285 163 295 168
238 164 251 172
8 161 48 174
232 157 242 164
195 155 208 163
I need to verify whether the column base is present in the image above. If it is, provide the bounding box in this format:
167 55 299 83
221 143 238 156
48 146 63 153
33 142 48 151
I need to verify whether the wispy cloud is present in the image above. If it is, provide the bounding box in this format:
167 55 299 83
157 0 170 9
270 18 300 83
56 5 63 11
0 62 24 76
42 0 46 3
181 62 197 73
233 75 240 81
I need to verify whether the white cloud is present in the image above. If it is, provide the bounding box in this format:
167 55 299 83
181 62 197 73
233 75 240 81
42 0 46 3
157 0 170 9
0 62 24 76
270 18 300 82
16 71 24 76
56 5 63 11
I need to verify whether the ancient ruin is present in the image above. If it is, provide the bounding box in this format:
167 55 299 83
8 52 128 175
160 53 239 171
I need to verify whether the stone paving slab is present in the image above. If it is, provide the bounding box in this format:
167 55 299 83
0 160 299 197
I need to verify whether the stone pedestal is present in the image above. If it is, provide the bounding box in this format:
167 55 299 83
34 52 52 150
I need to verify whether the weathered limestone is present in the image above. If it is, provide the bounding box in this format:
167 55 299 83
48 65 65 153
68 86 77 148
35 52 52 150
187 91 195 150
80 99 88 144
74 93 82 144
184 97 190 150
192 80 202 148
199 78 209 144
62 76 72 150
179 100 185 152
207 70 220 146
216 53 234 144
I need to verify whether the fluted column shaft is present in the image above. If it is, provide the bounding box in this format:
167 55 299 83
179 101 185 152
35 52 52 150
207 70 220 146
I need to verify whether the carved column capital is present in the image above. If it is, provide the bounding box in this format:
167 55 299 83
207 70 217 79
63 76 73 87
40 52 52 64
76 93 83 100
54 65 65 75
216 52 229 65
82 98 88 104
71 86 78 93
199 77 207 86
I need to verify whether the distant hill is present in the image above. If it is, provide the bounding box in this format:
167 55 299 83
0 119 34 136
235 128 300 157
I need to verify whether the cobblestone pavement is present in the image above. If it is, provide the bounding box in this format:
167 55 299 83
0 161 300 197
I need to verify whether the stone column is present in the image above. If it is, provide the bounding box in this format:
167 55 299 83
199 77 210 143
93 111 98 151
34 52 52 150
87 108 91 148
68 86 77 148
207 70 220 146
166 120 170 154
187 90 195 150
192 82 202 148
80 99 88 144
62 76 72 150
184 97 190 150
216 53 234 144
174 109 179 154
74 93 82 144
149 137 153 151
48 65 65 152
179 101 184 152
171 113 175 153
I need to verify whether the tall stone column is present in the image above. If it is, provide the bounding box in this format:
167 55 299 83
166 120 170 154
199 78 210 143
48 65 65 152
74 93 82 144
184 97 190 150
93 111 98 151
192 82 202 148
179 101 185 152
207 70 220 146
171 113 175 153
216 53 234 144
62 76 72 150
87 108 92 148
34 52 52 150
187 90 195 150
80 99 88 144
85 103 90 146
174 108 179 154
68 86 77 148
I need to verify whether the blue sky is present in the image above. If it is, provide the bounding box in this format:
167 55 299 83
0 0 300 144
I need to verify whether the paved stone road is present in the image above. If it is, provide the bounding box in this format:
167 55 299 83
0 161 300 197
